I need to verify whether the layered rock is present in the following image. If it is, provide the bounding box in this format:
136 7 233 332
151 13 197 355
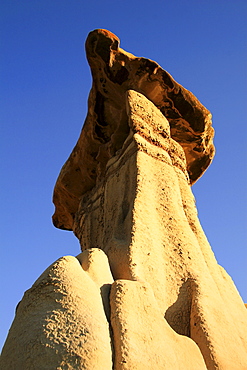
1 30 247 370
72 89 247 369
52 28 215 231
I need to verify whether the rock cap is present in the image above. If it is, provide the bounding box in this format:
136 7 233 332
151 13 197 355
52 29 215 230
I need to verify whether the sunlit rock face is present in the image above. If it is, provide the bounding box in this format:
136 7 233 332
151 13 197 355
1 30 247 370
73 89 247 369
0 252 113 370
52 28 214 231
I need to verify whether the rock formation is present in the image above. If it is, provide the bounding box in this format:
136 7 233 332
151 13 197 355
52 29 215 231
1 29 247 370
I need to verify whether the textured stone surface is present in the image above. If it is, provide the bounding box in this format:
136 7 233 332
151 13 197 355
2 31 247 370
74 90 247 369
110 280 207 369
52 29 215 231
76 248 114 320
0 253 113 370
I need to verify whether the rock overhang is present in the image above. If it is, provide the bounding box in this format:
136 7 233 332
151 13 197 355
52 29 215 231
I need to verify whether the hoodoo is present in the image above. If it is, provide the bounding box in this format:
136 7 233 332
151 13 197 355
1 29 246 370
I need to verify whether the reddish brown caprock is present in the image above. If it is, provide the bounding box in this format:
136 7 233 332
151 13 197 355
52 28 214 231
1 30 246 370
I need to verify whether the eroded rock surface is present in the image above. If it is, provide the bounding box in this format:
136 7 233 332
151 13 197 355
52 29 215 231
0 252 113 370
110 280 207 369
72 90 247 369
2 30 247 370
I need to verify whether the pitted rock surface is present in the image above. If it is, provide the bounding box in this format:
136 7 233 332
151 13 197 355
52 29 215 231
2 56 247 369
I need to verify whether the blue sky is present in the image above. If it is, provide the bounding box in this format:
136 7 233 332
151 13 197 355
1 0 246 350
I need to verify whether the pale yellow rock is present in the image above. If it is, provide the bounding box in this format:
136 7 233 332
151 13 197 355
0 255 113 370
74 90 247 369
110 279 207 369
76 247 114 320
77 247 114 288
3 31 247 369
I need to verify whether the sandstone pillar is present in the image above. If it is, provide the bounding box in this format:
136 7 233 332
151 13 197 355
73 89 247 369
1 29 247 370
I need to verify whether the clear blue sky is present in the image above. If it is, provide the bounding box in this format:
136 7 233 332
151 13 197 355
1 0 246 350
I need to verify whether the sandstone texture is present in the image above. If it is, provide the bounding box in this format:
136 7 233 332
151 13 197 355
110 280 207 369
52 28 215 231
0 251 113 370
73 89 247 369
2 29 247 370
